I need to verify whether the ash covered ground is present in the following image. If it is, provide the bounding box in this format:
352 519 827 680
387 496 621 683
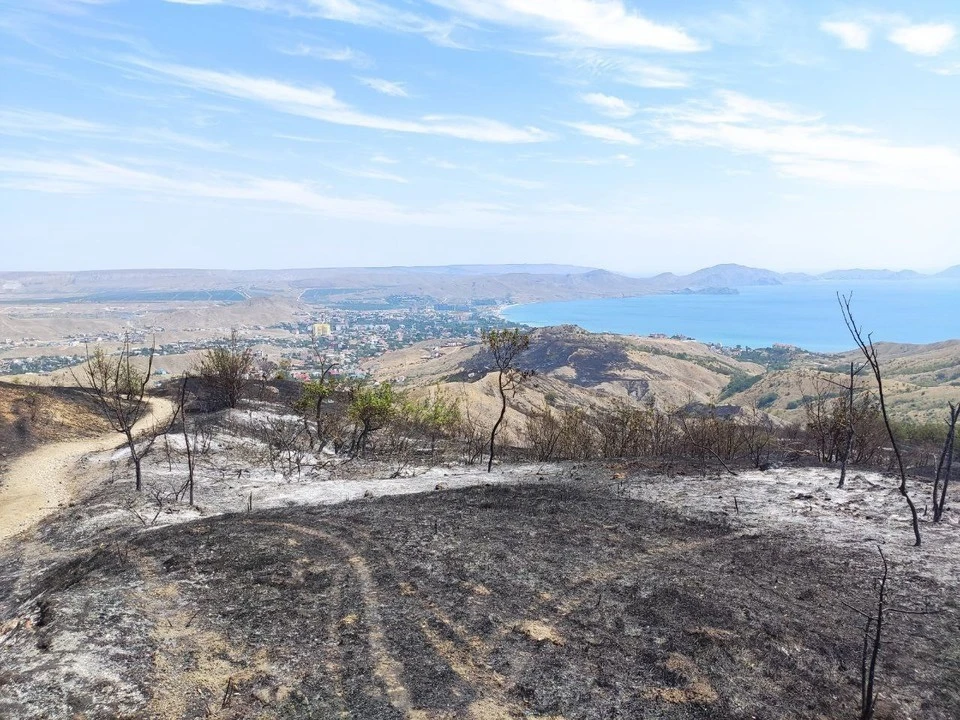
0 400 958 719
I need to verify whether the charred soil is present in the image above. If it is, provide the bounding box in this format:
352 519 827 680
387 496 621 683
1 480 957 719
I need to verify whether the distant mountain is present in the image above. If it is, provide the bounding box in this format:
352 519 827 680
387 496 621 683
818 269 923 281
0 263 955 306
936 265 960 278
678 264 785 288
397 264 597 276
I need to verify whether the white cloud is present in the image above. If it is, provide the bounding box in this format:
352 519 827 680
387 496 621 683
580 92 635 119
618 63 689 89
933 62 960 76
162 0 460 46
427 0 705 52
888 23 956 56
569 51 689 89
650 91 960 191
820 21 870 50
0 107 226 151
358 77 409 97
424 158 459 170
371 154 398 164
339 166 408 183
819 15 956 57
482 172 544 190
567 122 640 145
125 58 552 144
279 43 372 67
0 154 512 227
0 108 105 136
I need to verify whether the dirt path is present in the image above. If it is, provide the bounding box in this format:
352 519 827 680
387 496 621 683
0 397 176 544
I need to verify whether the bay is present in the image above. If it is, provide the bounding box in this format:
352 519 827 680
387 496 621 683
501 279 960 353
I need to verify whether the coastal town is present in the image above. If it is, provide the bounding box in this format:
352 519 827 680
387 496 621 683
0 299 517 380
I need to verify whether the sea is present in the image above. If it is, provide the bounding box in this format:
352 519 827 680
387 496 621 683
500 279 960 353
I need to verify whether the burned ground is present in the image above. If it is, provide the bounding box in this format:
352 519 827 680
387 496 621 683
2 480 957 719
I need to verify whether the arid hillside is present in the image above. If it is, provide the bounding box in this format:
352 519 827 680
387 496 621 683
724 340 960 423
0 382 110 465
365 326 763 431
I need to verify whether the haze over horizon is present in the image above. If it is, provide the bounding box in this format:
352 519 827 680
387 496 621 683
3 261 960 278
2 0 960 272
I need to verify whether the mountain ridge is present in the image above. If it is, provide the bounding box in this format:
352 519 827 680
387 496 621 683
0 262 954 305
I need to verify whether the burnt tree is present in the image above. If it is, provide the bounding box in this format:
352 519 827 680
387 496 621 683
839 294 922 546
482 328 531 472
72 337 156 492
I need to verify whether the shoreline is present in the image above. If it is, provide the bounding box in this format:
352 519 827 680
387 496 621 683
497 287 959 354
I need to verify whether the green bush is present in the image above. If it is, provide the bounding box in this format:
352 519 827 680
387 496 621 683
719 373 764 400
756 392 778 409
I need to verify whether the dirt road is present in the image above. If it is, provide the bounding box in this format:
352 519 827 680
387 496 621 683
0 397 176 544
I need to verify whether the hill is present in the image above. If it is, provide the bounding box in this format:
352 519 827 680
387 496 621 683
364 326 763 432
723 340 960 423
365 327 960 428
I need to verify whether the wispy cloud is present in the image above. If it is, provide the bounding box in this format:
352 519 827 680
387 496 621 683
424 157 459 170
650 90 960 191
0 154 510 226
338 166 409 183
124 57 552 143
933 62 960 76
580 92 636 119
358 77 409 97
820 14 956 57
12 0 114 16
0 107 227 151
888 23 956 56
481 172 544 190
569 51 690 89
371 154 398 164
551 153 634 167
820 21 870 50
278 43 372 68
566 122 640 145
426 0 704 52
162 0 461 47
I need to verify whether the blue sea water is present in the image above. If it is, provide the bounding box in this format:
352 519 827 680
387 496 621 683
501 279 960 353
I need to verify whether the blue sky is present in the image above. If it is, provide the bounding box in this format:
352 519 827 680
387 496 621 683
2 0 960 273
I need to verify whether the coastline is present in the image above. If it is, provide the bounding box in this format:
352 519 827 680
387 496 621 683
496 280 960 353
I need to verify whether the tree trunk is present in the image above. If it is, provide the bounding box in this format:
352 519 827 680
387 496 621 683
125 428 141 492
487 372 507 473
933 403 958 522
839 362 856 489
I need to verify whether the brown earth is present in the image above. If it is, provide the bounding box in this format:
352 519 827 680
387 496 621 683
0 396 175 543
0 382 112 464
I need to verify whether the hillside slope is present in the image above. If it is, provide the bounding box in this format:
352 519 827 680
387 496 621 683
365 326 763 432
725 340 960 423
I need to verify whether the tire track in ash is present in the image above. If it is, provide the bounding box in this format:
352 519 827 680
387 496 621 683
280 517 549 720
251 520 416 717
